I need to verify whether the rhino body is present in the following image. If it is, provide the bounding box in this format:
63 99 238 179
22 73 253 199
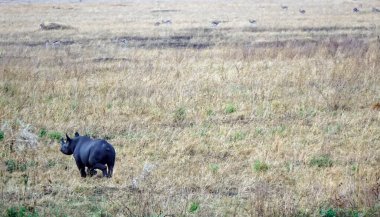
60 133 115 178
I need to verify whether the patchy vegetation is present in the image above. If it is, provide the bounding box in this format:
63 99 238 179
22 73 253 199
47 131 63 142
0 130 4 141
253 160 270 172
309 155 333 168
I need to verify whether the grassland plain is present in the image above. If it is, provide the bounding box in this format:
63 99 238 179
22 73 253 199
0 0 380 216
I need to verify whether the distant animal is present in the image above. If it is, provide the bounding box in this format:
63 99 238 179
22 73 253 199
299 9 306 14
372 102 380 110
353 8 359 13
249 19 256 24
211 20 221 26
60 132 116 178
281 5 288 10
154 21 160 26
40 22 72 30
45 40 61 48
52 40 61 47
372 7 380 13
161 19 172 24
119 38 128 47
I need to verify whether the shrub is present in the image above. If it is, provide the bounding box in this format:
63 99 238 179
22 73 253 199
91 207 108 217
38 128 47 138
225 104 237 114
320 208 337 217
351 163 358 172
309 155 333 168
255 127 264 136
253 160 269 172
209 163 220 173
6 205 39 217
0 130 4 141
173 107 186 123
5 159 28 173
70 100 79 111
206 109 215 116
189 202 200 213
106 103 112 109
295 209 311 217
6 207 17 217
320 208 366 217
5 159 17 173
18 162 27 172
47 131 62 141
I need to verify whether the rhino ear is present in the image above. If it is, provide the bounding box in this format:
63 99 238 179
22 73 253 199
75 132 80 137
66 134 71 142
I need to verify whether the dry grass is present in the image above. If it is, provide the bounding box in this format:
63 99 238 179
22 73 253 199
1 0 380 216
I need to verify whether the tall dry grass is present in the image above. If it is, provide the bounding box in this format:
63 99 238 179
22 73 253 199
1 0 380 216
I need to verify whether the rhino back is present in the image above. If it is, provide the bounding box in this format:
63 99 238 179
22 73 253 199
89 140 115 165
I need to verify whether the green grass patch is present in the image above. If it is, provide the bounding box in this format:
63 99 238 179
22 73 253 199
310 155 333 168
255 127 265 136
188 201 200 213
230 131 246 142
225 104 236 114
6 205 39 217
209 163 220 173
318 207 376 217
5 159 33 173
47 131 62 141
5 159 17 173
46 159 56 168
320 208 337 217
206 109 215 116
298 107 317 118
38 128 47 138
173 107 186 123
253 160 269 172
0 130 4 141
271 125 286 136
324 124 342 135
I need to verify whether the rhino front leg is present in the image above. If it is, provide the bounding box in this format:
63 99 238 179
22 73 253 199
76 161 86 177
79 167 86 177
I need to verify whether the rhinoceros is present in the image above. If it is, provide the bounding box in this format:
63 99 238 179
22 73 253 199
60 132 115 178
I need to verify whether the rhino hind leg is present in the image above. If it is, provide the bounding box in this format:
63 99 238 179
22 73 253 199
107 164 114 178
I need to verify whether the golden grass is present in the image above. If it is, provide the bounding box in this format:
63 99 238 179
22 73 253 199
1 0 380 216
